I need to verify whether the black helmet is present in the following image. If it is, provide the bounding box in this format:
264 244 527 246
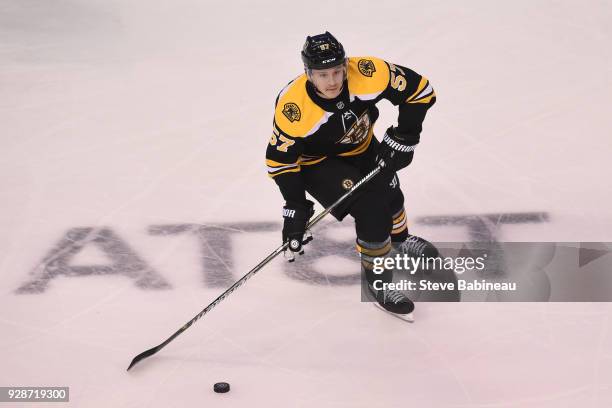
301 31 346 70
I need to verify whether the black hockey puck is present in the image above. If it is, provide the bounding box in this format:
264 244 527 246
213 382 230 393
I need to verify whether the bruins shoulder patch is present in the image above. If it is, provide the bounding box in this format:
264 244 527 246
282 103 301 122
358 59 376 77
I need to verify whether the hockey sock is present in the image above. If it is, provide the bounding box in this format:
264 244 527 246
356 237 393 286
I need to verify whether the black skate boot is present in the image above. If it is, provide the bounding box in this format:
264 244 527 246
367 283 415 317
358 238 415 322
394 234 439 258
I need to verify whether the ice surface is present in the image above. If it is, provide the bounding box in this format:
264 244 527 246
1 0 611 406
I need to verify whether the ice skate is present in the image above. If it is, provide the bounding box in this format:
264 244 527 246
394 234 439 258
366 283 415 322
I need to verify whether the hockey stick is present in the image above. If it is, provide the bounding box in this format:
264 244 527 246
126 166 382 371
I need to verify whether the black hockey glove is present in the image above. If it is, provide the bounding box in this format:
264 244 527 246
282 200 314 261
376 126 417 173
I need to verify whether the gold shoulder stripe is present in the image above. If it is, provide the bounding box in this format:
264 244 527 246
347 56 390 98
266 158 298 167
274 74 325 138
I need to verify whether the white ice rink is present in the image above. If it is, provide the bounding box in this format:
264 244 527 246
2 0 612 406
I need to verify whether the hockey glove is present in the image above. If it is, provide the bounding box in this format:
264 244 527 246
282 200 315 261
376 126 417 172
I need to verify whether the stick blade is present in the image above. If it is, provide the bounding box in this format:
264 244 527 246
127 345 161 371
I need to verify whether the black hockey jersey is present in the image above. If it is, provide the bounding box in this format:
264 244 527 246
266 56 436 203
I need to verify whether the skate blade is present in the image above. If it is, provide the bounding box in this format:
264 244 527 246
373 303 415 323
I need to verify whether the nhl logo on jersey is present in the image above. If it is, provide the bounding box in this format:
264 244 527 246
282 103 301 122
358 59 376 77
341 178 354 190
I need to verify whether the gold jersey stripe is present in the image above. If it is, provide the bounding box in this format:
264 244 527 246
267 156 325 172
300 156 327 166
408 93 436 104
267 166 301 178
405 77 429 103
266 158 299 167
267 163 299 173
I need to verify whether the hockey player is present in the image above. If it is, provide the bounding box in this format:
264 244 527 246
266 32 437 318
